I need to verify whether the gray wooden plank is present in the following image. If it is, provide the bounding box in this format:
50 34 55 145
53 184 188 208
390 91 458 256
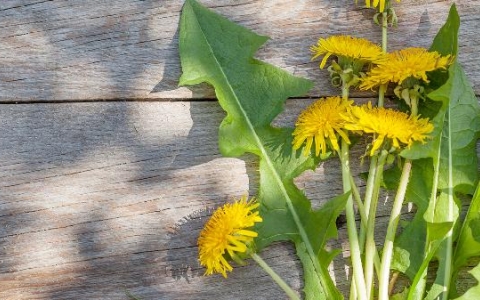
0 101 309 299
0 0 478 102
0 101 477 299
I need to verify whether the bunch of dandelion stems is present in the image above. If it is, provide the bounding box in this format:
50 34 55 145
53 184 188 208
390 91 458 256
340 12 415 300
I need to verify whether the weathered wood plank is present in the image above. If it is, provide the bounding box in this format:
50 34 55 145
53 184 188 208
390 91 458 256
0 101 477 299
0 101 313 299
0 0 478 102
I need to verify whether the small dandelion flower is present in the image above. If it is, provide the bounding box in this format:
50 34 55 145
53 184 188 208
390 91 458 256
198 196 262 278
344 102 434 156
360 0 401 12
360 47 453 90
311 35 384 69
293 96 352 156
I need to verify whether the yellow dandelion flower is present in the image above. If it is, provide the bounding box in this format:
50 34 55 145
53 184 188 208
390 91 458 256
344 102 434 155
360 47 453 90
293 96 352 156
198 196 262 278
361 0 401 12
311 35 383 69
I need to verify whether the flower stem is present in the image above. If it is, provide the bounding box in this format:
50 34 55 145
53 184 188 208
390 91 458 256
358 155 378 285
361 156 379 230
378 84 387 108
349 175 366 224
378 159 412 300
377 11 388 108
364 150 389 299
342 84 349 101
349 283 357 300
341 140 367 300
411 96 419 116
342 75 368 300
350 173 381 276
251 253 300 300
382 11 388 53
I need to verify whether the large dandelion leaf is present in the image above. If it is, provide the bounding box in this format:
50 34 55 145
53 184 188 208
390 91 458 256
425 61 480 300
398 5 480 299
179 0 345 299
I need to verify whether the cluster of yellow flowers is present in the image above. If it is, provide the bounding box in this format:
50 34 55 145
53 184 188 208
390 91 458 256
292 97 434 157
311 35 452 91
293 33 451 157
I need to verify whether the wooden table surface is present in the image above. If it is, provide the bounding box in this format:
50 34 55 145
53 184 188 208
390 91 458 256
0 1 478 299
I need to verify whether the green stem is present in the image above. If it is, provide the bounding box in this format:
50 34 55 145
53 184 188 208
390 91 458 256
349 175 366 224
342 84 349 101
358 155 378 296
377 11 388 108
341 140 367 300
342 77 368 300
361 155 379 238
378 159 412 300
350 280 357 300
411 96 419 116
251 253 300 300
382 11 388 53
369 10 391 300
350 174 381 277
378 84 387 108
364 151 389 299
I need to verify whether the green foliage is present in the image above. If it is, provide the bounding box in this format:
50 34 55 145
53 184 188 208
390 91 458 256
451 183 480 297
179 1 347 298
395 4 480 299
423 58 479 299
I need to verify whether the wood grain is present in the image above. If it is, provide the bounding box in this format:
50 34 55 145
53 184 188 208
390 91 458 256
0 0 478 102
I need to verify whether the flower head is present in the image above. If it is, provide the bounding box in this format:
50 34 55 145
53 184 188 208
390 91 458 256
293 96 352 156
360 47 453 90
360 0 401 12
344 102 434 155
198 196 262 278
311 35 383 69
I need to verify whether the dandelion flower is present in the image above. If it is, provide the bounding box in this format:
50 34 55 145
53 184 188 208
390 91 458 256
360 47 453 90
293 96 352 156
311 35 383 69
198 196 262 278
344 102 434 155
361 0 401 12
